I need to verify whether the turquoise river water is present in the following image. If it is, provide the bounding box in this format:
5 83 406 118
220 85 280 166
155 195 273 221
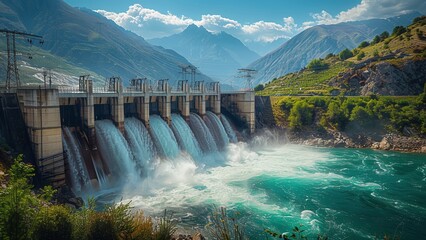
112 140 426 240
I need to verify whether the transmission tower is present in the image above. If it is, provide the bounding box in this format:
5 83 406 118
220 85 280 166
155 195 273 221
0 29 43 90
179 65 197 87
237 68 256 90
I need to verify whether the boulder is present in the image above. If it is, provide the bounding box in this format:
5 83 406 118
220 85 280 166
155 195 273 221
379 137 391 150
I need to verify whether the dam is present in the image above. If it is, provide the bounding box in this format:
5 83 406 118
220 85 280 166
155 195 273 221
2 76 255 189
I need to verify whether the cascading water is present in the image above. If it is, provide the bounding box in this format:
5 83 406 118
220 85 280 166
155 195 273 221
171 113 202 159
149 115 180 159
204 111 229 149
188 113 218 153
95 120 138 182
124 118 156 176
62 127 91 193
220 115 238 143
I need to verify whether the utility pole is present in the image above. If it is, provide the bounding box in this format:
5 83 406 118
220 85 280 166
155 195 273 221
1 29 43 90
237 68 256 90
179 65 197 88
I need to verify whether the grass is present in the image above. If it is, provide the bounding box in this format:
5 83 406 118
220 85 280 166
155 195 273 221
257 20 426 97
0 40 105 86
258 60 350 96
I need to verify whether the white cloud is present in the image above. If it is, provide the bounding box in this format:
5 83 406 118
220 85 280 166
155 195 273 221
95 4 297 43
96 1 425 44
304 0 426 27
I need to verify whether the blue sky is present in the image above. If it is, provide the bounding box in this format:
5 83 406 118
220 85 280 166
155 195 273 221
64 0 426 42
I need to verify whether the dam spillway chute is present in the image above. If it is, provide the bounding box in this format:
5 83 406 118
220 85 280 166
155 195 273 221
171 113 202 159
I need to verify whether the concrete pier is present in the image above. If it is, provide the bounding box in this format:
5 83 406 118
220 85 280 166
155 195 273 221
18 87 65 187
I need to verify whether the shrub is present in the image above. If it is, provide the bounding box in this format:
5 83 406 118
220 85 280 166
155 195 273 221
392 26 406 36
254 84 264 91
0 155 37 240
373 49 380 57
322 101 347 130
339 48 353 60
413 16 426 24
380 31 390 41
153 210 177 240
32 205 73 240
307 58 329 71
205 207 246 240
350 106 369 122
132 211 154 240
288 101 314 128
358 41 370 48
325 53 335 59
88 212 118 240
371 35 381 44
357 51 366 60
352 48 360 56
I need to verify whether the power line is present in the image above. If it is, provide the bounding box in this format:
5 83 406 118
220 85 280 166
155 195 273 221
0 29 43 90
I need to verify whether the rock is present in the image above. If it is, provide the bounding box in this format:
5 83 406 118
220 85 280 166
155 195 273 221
371 142 380 149
68 197 84 208
193 233 205 240
379 137 391 150
421 146 426 153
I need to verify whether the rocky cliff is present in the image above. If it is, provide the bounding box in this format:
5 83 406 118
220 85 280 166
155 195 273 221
329 59 426 96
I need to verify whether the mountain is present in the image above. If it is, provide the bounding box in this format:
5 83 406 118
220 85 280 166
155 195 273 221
256 16 426 96
0 0 207 85
248 12 422 86
149 24 259 82
245 38 288 57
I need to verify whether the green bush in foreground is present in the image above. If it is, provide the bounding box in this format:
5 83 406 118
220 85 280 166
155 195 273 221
0 157 178 240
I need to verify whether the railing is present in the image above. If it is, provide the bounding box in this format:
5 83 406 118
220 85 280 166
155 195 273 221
58 86 84 93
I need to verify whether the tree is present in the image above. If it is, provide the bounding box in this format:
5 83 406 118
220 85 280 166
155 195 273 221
288 101 314 128
380 31 390 41
358 41 370 48
371 35 381 44
392 26 406 36
0 155 37 240
325 53 335 59
339 48 353 60
254 84 264 91
357 51 366 60
306 58 328 71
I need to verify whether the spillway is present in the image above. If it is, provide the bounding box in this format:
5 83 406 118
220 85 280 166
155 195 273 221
149 115 180 159
204 111 229 149
188 113 218 153
220 115 238 143
62 127 91 193
171 114 202 159
124 117 156 176
95 120 138 182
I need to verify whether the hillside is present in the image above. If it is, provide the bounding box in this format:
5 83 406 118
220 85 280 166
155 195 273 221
149 24 259 82
257 16 426 96
248 12 420 86
0 41 105 86
0 0 208 85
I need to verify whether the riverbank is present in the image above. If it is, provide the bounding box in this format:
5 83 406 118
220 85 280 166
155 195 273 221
286 128 426 153
255 95 426 153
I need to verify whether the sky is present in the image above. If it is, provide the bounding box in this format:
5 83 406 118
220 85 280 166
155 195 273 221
63 0 426 43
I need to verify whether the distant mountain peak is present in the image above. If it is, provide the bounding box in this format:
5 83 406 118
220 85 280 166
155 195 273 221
183 24 208 33
149 24 260 83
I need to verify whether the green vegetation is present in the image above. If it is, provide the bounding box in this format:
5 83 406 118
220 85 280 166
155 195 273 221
257 59 350 96
306 58 329 71
358 41 370 48
271 93 426 135
392 26 407 36
0 156 179 240
258 15 426 96
254 84 264 92
338 48 353 60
